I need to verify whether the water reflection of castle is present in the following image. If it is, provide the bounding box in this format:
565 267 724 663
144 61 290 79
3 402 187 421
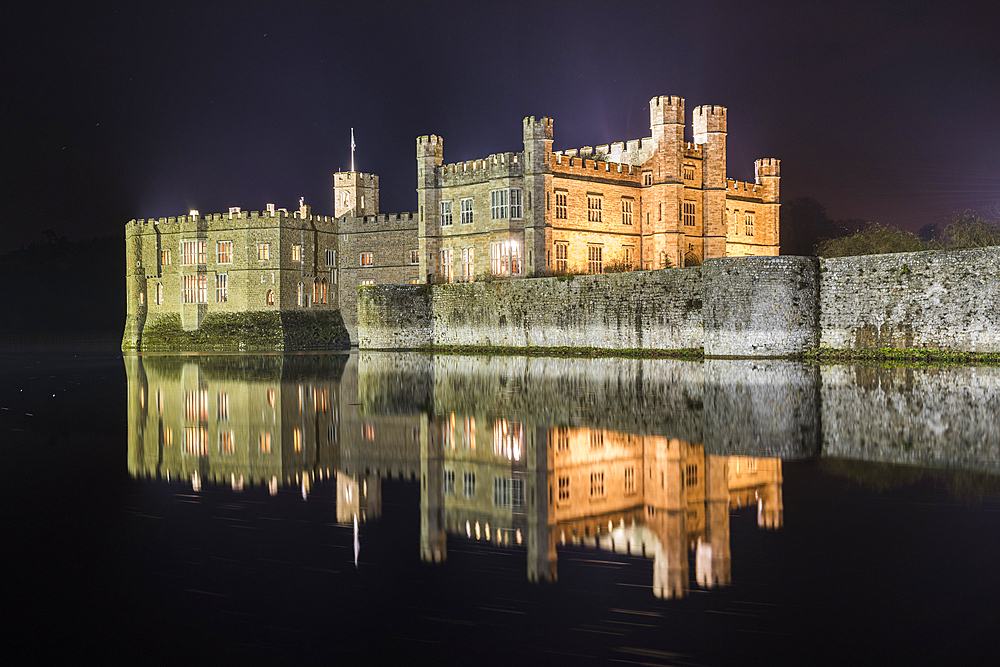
126 353 782 597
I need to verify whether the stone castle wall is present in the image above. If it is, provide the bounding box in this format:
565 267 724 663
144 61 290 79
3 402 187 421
358 248 1000 357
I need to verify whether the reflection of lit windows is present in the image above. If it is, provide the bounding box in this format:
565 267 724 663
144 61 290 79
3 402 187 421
267 388 275 408
444 470 455 495
220 430 235 454
625 467 635 494
555 426 569 450
590 471 605 497
441 413 456 449
558 476 570 501
463 472 476 497
185 390 209 421
259 431 271 453
362 423 374 441
317 388 328 413
463 416 475 449
293 428 302 452
590 430 604 448
161 425 172 447
686 464 698 487
217 392 229 421
156 389 163 414
492 418 523 460
184 426 208 455
493 477 511 506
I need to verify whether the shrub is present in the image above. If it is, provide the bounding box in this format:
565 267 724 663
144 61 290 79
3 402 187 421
815 223 925 257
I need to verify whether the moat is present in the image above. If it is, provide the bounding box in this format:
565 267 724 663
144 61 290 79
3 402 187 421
4 349 999 664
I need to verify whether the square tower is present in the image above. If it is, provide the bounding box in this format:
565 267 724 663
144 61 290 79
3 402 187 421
334 171 379 218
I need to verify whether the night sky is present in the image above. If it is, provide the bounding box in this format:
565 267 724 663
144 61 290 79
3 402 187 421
4 1 998 253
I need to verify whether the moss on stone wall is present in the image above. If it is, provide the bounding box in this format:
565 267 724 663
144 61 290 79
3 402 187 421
136 310 349 352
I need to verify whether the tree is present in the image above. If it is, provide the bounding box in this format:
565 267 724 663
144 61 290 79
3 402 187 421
815 223 925 258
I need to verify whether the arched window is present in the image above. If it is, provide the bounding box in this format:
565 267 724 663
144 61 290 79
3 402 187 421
313 279 320 304
320 279 327 304
266 289 274 306
297 282 303 307
155 282 162 305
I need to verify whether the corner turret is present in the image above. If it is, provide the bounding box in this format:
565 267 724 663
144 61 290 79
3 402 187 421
522 116 553 174
754 158 780 204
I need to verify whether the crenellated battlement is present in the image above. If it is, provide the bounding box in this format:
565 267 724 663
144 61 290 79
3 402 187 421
726 179 763 199
683 142 704 158
754 158 780 178
553 136 655 167
650 95 685 126
436 151 525 185
417 133 443 158
522 115 554 139
693 105 727 136
338 211 417 232
551 153 640 182
126 208 338 230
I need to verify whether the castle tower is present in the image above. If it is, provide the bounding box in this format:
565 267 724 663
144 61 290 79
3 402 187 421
415 135 443 283
522 117 554 276
754 158 781 252
693 105 728 261
333 171 379 218
645 96 686 269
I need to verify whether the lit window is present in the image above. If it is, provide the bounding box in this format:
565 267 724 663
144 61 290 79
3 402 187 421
320 278 327 304
326 249 336 266
440 200 453 226
440 248 454 283
183 275 208 303
623 246 634 268
359 279 375 286
313 279 320 304
160 249 172 266
360 252 373 267
683 201 696 227
138 291 144 306
490 242 521 275
555 242 568 273
745 211 755 236
297 282 304 307
588 245 603 274
292 244 302 262
554 191 567 219
181 240 207 265
460 198 474 224
155 282 162 305
410 249 419 265
216 274 228 302
266 289 274 306
257 244 270 261
587 195 603 223
461 247 475 281
621 198 633 225
216 240 232 264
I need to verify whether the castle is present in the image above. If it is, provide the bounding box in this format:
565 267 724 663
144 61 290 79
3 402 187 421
123 96 779 350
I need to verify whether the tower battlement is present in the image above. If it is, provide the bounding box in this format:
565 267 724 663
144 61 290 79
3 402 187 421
650 96 685 126
523 116 554 139
755 158 780 178
693 105 727 136
416 134 443 158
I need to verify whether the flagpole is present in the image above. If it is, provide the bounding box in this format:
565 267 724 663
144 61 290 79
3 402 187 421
351 128 355 173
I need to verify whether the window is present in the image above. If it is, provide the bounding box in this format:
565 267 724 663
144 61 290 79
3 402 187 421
292 244 302 261
463 471 476 497
183 275 208 303
440 248 454 283
219 430 234 455
587 195 602 222
319 279 327 304
410 249 419 265
181 240 207 265
266 289 274 306
745 211 755 237
558 476 570 501
509 188 523 219
683 201 696 227
625 467 635 494
360 252 373 267
359 279 375 286
257 244 270 261
621 198 633 225
555 243 568 273
683 164 695 180
297 282 303 307
160 249 172 266
216 274 228 302
623 246 634 269
555 191 567 219
444 470 456 495
155 282 162 305
590 471 605 497
490 242 521 276
217 241 232 264
313 279 320 304
461 247 475 281
326 249 336 266
588 245 603 274
460 198 474 224
440 200 453 226
643 171 653 186
490 189 509 219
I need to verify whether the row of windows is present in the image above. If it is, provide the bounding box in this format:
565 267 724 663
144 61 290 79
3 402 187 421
553 192 636 225
161 242 339 266
439 189 524 227
151 279 327 306
438 248 476 283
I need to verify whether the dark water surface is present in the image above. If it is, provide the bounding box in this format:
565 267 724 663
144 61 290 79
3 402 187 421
3 349 1000 665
